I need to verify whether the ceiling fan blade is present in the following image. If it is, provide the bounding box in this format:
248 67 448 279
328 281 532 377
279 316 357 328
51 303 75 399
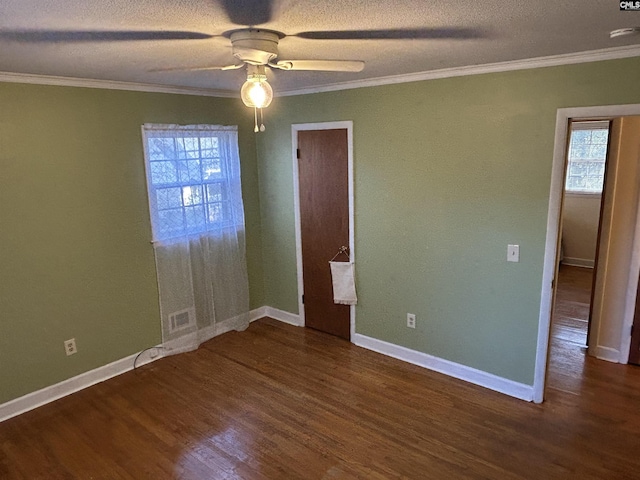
0 29 214 43
220 0 274 26
273 60 364 72
295 28 484 40
150 64 244 73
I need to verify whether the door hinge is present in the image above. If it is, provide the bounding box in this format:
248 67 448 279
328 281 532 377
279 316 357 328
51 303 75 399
632 324 635 337
296 148 301 159
302 294 305 304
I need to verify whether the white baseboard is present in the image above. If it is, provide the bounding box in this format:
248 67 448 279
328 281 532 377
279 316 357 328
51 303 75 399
3 306 536 423
0 308 292 423
259 306 303 326
0 346 162 423
250 306 268 322
353 333 534 402
591 345 621 363
562 257 595 268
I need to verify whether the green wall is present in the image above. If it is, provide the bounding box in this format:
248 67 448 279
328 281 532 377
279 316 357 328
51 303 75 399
3 56 640 405
0 83 263 404
257 57 640 385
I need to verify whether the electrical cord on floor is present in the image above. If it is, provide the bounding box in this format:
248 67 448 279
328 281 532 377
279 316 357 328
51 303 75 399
133 346 168 369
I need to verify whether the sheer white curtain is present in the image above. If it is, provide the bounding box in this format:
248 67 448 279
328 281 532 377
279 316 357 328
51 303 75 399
142 124 249 355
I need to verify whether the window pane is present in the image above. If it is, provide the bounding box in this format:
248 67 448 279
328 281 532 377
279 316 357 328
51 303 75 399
148 138 175 160
158 208 184 234
156 187 182 210
200 137 218 149
185 205 206 230
591 130 608 144
207 203 224 224
588 144 607 159
569 162 587 176
202 158 221 179
585 176 603 190
588 162 605 176
182 185 203 206
571 130 591 145
173 160 199 183
206 183 223 203
150 161 178 185
569 145 589 159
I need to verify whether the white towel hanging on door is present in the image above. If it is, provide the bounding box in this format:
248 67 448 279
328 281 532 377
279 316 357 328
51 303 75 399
329 261 358 305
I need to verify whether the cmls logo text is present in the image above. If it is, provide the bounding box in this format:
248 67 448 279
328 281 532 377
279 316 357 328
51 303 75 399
620 1 640 10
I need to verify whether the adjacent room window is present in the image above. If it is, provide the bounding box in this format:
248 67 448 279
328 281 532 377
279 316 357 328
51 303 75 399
142 124 243 242
565 121 610 194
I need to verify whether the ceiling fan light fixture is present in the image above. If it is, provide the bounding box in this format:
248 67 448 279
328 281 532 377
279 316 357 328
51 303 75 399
240 65 273 109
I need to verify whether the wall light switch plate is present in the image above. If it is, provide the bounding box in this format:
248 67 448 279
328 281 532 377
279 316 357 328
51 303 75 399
507 244 520 262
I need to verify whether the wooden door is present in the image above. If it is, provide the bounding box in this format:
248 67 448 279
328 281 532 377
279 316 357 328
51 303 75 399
298 128 350 340
629 272 640 365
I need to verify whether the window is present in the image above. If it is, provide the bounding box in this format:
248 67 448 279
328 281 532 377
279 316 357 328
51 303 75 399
142 124 243 242
565 121 610 194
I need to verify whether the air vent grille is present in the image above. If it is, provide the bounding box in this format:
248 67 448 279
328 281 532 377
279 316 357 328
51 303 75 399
168 308 195 333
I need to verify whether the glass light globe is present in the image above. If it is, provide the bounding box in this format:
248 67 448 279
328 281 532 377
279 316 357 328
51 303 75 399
241 79 273 108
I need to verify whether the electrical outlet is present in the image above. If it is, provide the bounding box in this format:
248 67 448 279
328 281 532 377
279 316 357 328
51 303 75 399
407 313 416 329
64 338 77 356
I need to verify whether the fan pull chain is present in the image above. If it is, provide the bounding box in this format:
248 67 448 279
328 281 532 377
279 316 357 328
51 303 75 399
259 108 265 132
253 107 259 133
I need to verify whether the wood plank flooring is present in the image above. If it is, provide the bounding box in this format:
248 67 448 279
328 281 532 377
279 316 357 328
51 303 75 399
2 285 640 478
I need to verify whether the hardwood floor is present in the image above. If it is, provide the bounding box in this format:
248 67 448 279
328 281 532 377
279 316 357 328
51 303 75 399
2 305 640 478
551 265 591 348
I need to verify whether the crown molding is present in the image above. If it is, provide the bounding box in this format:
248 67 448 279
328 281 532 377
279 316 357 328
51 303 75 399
278 44 640 97
2 43 640 99
0 71 237 98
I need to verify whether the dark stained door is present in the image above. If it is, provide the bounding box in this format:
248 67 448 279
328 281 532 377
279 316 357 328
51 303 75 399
298 129 350 340
629 272 640 365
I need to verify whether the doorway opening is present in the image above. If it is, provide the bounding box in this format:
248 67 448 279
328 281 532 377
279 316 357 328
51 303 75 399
534 105 640 403
552 120 609 355
292 121 355 340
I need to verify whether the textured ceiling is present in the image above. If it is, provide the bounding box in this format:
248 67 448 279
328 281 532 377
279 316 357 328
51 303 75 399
0 0 639 95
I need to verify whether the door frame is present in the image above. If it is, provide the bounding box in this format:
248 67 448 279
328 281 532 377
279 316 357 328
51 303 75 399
292 121 356 340
534 103 640 403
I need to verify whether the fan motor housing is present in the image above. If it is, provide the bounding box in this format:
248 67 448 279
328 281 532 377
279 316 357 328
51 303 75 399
230 29 282 65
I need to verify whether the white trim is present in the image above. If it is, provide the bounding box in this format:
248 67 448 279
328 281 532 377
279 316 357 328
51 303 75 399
593 346 621 363
0 70 235 98
278 45 640 97
0 308 289 423
561 257 595 268
535 103 640 403
2 44 640 99
262 307 303 326
619 191 640 363
0 346 162 423
291 121 356 338
250 306 268 322
353 334 533 402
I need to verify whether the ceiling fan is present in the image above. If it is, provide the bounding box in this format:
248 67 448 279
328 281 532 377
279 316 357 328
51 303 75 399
0 0 484 131
151 27 368 131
